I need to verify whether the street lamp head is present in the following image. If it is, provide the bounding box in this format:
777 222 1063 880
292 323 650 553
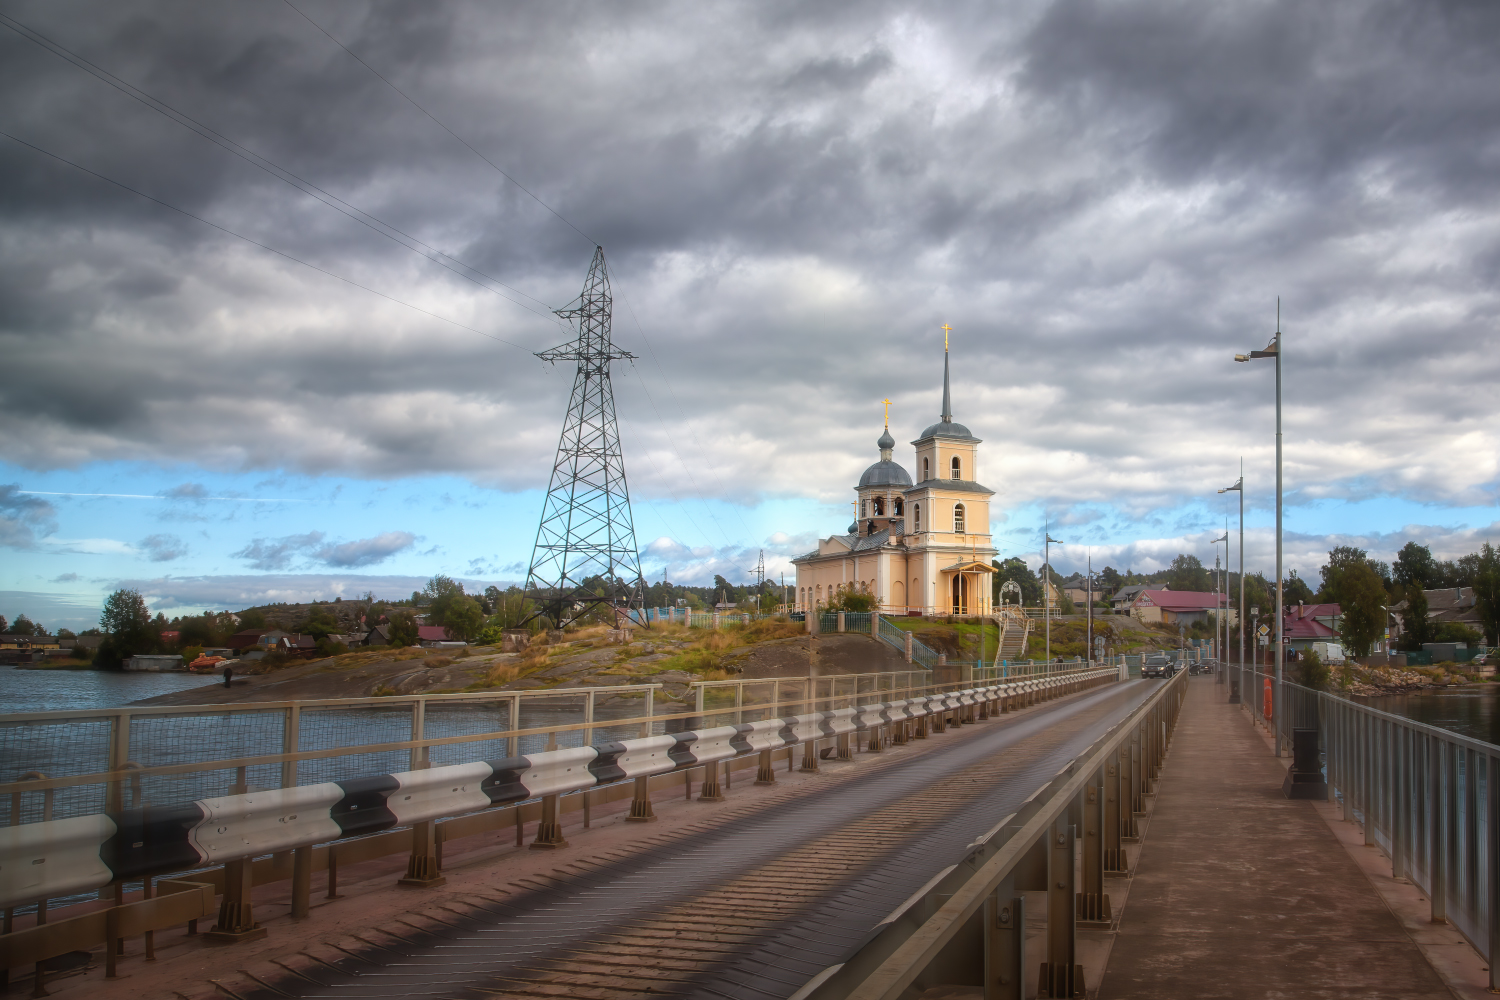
1234 354 1249 363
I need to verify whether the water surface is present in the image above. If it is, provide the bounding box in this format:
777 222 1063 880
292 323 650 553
0 664 219 714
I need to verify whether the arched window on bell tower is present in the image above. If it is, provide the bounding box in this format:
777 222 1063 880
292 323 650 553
914 502 922 532
951 456 961 480
954 503 966 533
923 457 930 481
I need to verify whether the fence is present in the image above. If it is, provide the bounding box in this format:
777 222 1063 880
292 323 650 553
1234 666 1500 990
0 663 1123 978
0 684 663 828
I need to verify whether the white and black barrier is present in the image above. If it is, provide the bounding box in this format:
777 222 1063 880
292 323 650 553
0 669 1116 910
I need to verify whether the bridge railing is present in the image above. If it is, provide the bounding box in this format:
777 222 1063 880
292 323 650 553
0 664 1124 977
0 683 665 827
1236 666 1500 989
795 668 1187 1000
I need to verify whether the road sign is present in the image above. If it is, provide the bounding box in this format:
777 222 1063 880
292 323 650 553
1257 623 1270 638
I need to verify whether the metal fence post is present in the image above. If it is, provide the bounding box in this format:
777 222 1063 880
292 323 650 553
1393 724 1407 880
1040 815 1083 998
1487 753 1499 991
984 888 1026 1000
1362 712 1376 847
1432 736 1448 924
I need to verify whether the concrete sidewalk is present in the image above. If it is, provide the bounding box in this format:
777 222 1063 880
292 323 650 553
1098 677 1454 1000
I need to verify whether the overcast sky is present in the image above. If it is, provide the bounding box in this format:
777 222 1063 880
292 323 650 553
3 0 1498 628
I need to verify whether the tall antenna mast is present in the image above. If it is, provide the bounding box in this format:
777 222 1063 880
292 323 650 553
522 246 645 629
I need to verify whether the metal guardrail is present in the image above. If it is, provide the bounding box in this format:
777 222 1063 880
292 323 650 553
794 668 1186 1000
1233 666 1500 991
0 665 1122 979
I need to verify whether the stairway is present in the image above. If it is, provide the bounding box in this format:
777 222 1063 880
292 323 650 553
994 608 1031 663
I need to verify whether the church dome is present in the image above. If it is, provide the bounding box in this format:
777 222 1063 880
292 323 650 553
859 459 912 488
916 419 976 441
877 427 895 451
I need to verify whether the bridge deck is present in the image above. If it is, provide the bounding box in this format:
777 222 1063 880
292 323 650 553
73 678 1154 1000
1098 677 1453 1000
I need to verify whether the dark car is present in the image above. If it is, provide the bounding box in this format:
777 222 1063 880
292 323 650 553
1142 654 1169 678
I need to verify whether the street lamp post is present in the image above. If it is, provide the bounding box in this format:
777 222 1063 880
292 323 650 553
1044 522 1063 665
1236 303 1284 756
1219 463 1245 702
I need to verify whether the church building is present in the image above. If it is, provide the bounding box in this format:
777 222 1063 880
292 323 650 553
792 342 997 615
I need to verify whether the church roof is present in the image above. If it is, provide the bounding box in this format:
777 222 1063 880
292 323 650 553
904 479 996 496
913 340 979 441
859 459 912 488
914 419 978 442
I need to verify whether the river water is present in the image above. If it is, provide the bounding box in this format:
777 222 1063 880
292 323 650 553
1361 685 1500 746
0 664 219 713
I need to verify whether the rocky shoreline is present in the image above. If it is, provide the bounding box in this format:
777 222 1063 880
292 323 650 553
1341 663 1487 697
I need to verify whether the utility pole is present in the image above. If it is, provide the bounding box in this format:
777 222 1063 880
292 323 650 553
522 247 645 630
1044 522 1062 665
1219 463 1245 695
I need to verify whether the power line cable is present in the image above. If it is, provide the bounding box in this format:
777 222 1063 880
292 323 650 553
0 129 535 353
0 12 561 325
281 0 596 247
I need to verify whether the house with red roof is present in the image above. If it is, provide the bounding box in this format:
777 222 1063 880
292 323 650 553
1282 603 1343 654
1129 589 1235 628
417 625 465 647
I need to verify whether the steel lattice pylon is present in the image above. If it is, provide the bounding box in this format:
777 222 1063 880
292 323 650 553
522 246 645 628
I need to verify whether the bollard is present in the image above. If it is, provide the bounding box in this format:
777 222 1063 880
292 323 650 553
837 611 845 633
530 793 568 849
755 748 777 785
904 632 913 663
627 775 657 820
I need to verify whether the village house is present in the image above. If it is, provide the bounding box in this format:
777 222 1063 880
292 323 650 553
1129 589 1237 628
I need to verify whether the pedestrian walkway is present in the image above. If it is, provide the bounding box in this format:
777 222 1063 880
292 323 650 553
1098 676 1453 1000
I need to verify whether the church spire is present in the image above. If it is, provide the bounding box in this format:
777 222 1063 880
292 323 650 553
940 324 953 421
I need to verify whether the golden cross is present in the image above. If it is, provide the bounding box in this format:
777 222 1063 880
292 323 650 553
881 397 891 426
940 323 952 350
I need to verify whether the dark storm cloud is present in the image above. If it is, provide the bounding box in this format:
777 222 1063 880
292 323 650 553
0 484 58 549
1 0 1498 529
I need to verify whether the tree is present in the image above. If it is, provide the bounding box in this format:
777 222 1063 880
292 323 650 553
295 607 340 639
1097 566 1123 593
1283 571 1314 605
1400 585 1431 651
386 611 419 648
1393 541 1436 589
1317 546 1369 603
1167 554 1211 592
992 557 1042 607
1472 542 1500 646
96 588 156 668
7 614 38 635
1337 561 1388 658
442 596 484 640
0 614 6 632
237 608 267 630
100 589 151 635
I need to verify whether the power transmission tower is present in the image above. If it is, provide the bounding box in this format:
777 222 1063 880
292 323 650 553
748 550 766 609
522 246 645 629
